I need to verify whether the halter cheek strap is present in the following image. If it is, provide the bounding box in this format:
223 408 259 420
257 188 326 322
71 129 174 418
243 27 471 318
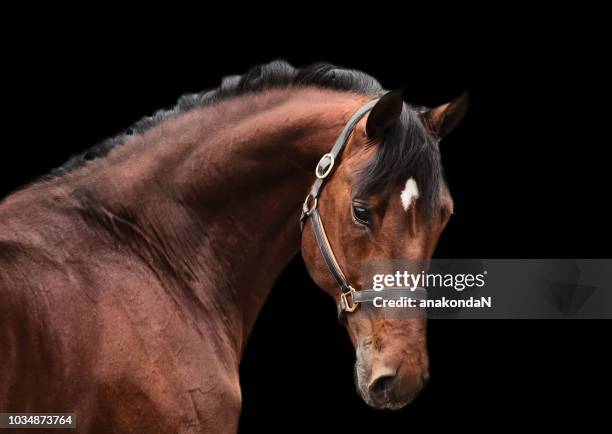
299 98 427 317
299 99 380 231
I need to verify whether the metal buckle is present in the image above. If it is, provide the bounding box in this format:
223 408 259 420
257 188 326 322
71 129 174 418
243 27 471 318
302 193 318 216
340 286 359 313
315 153 335 179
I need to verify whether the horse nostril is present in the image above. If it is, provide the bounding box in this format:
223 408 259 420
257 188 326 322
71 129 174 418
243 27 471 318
369 374 396 400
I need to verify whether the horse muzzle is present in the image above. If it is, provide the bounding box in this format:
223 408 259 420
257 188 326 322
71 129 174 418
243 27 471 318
355 357 429 410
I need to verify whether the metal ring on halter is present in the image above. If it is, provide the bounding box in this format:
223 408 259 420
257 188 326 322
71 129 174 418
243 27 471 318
315 153 335 179
302 194 318 216
340 286 358 313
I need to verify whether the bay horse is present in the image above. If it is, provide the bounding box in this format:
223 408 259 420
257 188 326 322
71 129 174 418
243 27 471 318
0 61 466 433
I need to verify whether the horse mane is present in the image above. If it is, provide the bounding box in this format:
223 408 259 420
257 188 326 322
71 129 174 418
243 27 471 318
51 60 442 217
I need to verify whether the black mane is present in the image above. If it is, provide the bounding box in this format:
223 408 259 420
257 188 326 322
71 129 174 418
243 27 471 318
52 60 442 216
357 105 442 218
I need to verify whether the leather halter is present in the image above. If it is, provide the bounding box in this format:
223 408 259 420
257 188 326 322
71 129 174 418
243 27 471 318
299 98 427 317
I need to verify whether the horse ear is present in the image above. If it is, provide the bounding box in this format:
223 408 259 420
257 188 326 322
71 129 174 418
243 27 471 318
420 92 469 139
366 90 404 139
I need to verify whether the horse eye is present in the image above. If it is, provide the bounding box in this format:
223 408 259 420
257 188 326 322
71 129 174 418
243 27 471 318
352 204 371 225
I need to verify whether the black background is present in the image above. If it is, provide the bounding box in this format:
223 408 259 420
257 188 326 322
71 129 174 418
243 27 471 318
2 23 610 432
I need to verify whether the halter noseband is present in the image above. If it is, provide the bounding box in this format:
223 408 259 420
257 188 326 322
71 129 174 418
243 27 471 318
299 98 427 317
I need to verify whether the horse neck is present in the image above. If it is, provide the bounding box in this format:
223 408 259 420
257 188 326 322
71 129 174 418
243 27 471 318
69 88 367 357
